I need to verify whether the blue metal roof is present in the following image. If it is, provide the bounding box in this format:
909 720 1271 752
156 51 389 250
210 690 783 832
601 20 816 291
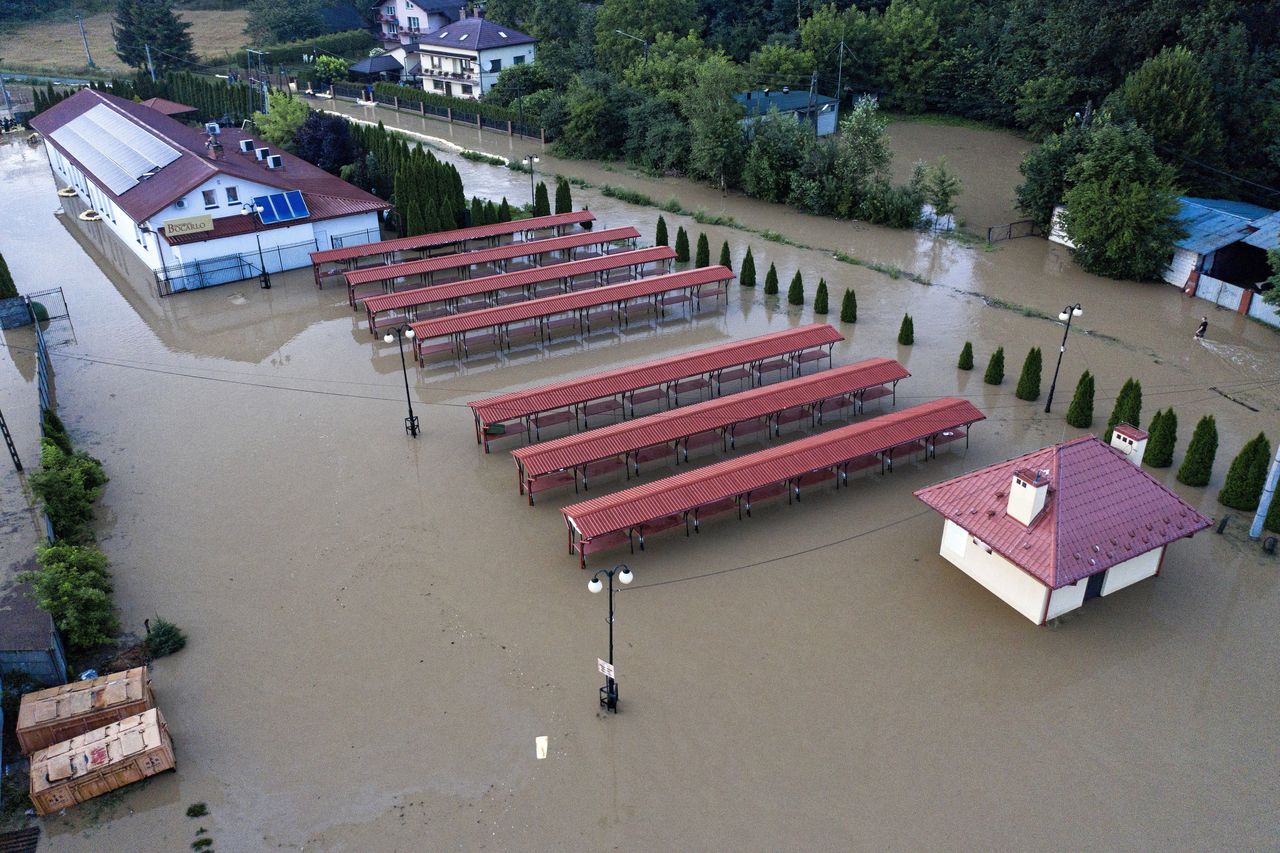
734 90 839 118
1243 210 1280 251
1173 196 1275 255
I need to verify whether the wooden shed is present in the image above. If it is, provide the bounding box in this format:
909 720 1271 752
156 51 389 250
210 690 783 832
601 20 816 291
28 708 175 816
16 667 154 755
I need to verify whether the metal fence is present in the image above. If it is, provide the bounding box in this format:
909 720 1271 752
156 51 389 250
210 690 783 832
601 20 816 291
986 220 1042 242
330 227 382 249
155 239 319 296
328 84 544 141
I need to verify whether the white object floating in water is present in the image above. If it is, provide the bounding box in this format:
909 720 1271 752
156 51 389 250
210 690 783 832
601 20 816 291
535 736 548 760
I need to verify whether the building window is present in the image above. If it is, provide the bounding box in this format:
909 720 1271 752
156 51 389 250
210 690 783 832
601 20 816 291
383 5 394 14
202 189 218 209
461 84 473 95
407 16 419 30
489 58 502 73
225 187 239 204
432 79 444 91
513 55 525 65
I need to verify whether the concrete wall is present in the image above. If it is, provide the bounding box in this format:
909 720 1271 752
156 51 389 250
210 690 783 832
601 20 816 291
1100 546 1162 597
938 519 1051 624
1164 247 1199 287
1247 293 1280 328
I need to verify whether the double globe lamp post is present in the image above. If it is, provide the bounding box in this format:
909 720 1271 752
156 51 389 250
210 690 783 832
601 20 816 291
239 202 272 289
588 564 633 713
1044 303 1083 414
383 324 420 438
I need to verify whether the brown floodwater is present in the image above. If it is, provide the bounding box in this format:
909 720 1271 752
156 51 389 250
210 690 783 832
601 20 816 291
0 109 1277 851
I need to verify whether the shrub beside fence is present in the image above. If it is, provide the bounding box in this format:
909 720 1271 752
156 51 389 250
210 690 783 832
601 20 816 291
330 82 544 141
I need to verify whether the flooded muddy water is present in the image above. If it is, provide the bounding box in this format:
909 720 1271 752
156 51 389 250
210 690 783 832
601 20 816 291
0 112 1277 852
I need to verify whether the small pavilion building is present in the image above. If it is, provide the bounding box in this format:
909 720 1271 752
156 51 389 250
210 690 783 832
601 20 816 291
913 428 1211 625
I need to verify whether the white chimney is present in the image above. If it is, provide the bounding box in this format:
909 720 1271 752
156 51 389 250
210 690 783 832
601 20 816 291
1008 468 1050 527
1110 424 1148 466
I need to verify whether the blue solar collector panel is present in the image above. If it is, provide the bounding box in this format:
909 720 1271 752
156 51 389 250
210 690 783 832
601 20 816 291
253 191 311 225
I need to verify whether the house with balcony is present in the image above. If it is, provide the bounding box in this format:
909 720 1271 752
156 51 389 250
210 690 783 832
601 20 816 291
411 10 536 99
373 0 458 48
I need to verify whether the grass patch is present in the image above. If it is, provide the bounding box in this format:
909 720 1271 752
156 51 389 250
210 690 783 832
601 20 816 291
459 150 506 166
692 209 740 228
506 159 531 174
187 802 209 818
661 197 688 214
599 185 657 206
884 111 1020 135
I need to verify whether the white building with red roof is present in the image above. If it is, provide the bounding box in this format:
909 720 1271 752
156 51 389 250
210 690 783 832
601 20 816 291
30 88 391 293
914 428 1212 625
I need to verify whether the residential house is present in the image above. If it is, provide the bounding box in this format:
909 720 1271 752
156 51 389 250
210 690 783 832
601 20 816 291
914 429 1211 625
412 10 536 99
374 0 458 48
734 89 840 137
30 88 390 293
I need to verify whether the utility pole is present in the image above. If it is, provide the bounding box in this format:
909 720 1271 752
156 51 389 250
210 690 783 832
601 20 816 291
144 44 157 83
0 72 13 118
807 70 817 129
76 13 96 69
1249 444 1280 541
835 39 845 110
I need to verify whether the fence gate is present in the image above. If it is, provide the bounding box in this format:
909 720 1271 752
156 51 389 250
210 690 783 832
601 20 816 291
986 220 1042 243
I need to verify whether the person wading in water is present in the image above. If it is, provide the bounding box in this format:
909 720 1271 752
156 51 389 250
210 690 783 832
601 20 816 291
1194 316 1208 341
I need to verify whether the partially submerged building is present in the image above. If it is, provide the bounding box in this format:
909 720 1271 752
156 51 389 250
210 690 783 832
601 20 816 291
914 429 1211 625
734 89 840 137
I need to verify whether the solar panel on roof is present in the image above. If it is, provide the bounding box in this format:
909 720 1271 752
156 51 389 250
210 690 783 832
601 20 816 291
252 192 310 225
49 103 180 195
285 190 309 219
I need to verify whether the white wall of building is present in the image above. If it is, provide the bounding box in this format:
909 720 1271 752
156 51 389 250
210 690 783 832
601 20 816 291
418 42 535 98
475 44 536 93
1100 546 1163 597
938 519 1050 624
47 143 163 270
1048 205 1076 249
1164 247 1199 287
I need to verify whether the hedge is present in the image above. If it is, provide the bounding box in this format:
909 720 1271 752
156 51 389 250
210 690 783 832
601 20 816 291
204 30 375 68
373 82 517 123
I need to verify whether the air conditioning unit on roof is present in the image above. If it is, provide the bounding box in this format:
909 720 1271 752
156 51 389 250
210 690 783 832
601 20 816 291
238 139 255 154
205 122 221 135
266 154 283 170
254 147 270 161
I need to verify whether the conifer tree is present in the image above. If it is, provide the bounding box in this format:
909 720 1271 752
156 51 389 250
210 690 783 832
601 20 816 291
1065 370 1094 428
897 314 914 345
555 178 572 214
534 181 551 217
114 0 195 74
764 263 779 295
1218 433 1271 510
814 279 829 314
0 252 16 300
958 341 974 370
1264 486 1280 534
739 247 756 287
656 215 668 246
1106 378 1142 442
498 197 512 222
719 240 732 270
470 196 484 227
984 346 1005 385
840 288 857 323
787 270 804 305
674 226 690 262
406 200 424 237
695 233 710 268
1142 408 1178 467
484 200 499 225
1014 347 1043 401
1177 415 1218 487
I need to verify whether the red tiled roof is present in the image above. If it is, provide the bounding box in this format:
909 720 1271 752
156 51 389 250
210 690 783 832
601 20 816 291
563 398 986 542
913 436 1212 589
310 210 597 265
139 97 196 116
31 88 390 225
469 324 846 428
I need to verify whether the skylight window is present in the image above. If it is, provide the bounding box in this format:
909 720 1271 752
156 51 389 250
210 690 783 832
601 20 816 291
499 31 508 38
459 33 467 40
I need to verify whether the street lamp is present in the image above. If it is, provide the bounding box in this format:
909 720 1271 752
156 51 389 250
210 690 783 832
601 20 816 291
383 324 420 437
1044 303 1083 414
588 563 633 713
522 154 540 209
239 203 272 289
614 30 650 66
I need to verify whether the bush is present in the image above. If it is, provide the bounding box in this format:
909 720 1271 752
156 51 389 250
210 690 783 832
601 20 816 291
146 618 188 658
814 279 829 314
958 342 974 370
656 215 668 246
675 227 690 263
764 263 779 295
42 408 73 455
1105 378 1142 442
1265 486 1280 534
1177 415 1218 487
840 289 857 323
555 178 572 214
740 247 756 287
984 347 1005 385
19 543 118 650
28 439 108 544
695 233 710 268
1014 347 1043 401
372 82 517 123
0 251 16 299
1143 408 1177 467
787 271 805 306
719 240 732 270
897 314 914 345
1218 433 1271 511
1065 370 1094 428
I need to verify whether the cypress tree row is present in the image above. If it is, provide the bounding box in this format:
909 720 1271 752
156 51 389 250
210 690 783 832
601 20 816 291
764 263 779 295
958 341 974 370
840 289 857 323
499 198 512 222
1105 379 1143 442
695 233 710 268
656 215 669 246
1143 408 1177 467
984 347 1005 385
675 227 690 262
470 196 485 227
719 240 732 270
484 200 499 225
1014 347 1043 401
1218 433 1272 510
534 181 551 217
787 270 804 305
1065 370 1094 428
1176 415 1218 487
813 279 829 314
739 247 756 286
555 178 572 214
897 314 914 345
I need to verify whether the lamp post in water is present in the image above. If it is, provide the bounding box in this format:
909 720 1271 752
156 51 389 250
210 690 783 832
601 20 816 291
1044 303 1082 414
521 154 540 209
383 324 419 438
239 202 272 289
588 564 633 713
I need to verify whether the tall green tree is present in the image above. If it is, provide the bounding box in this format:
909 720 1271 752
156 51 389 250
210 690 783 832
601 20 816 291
0 251 16 300
877 0 940 113
674 226 689 262
739 246 755 287
840 288 857 323
254 91 308 147
1143 408 1177 468
1015 123 1093 231
984 347 1005 385
764 262 779 295
245 0 328 44
499 198 513 222
555 178 573 214
1065 370 1094 428
1115 46 1223 175
114 0 195 74
718 240 732 270
1061 124 1185 281
1177 415 1218 487
655 215 669 246
593 0 700 73
1105 379 1142 443
1218 433 1271 511
534 181 551 217
813 279 829 314
1014 347 1042 401
684 56 745 191
787 270 804 306
897 313 914 345
695 232 710 267
925 157 962 230
957 342 974 370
